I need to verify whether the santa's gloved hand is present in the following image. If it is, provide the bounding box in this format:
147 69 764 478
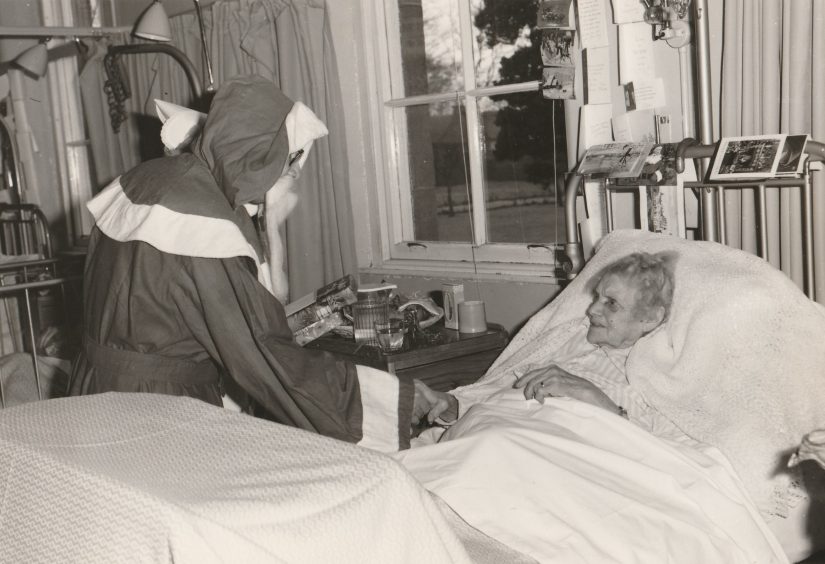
412 379 458 425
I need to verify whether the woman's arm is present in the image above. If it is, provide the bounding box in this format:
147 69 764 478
513 364 622 414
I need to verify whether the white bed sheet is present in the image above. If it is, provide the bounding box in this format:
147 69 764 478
395 389 789 564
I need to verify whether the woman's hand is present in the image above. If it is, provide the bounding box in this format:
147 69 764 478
413 379 458 424
513 364 618 412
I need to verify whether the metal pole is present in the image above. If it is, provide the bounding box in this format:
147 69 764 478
692 0 717 241
193 0 215 92
756 184 768 259
802 166 815 299
23 288 42 401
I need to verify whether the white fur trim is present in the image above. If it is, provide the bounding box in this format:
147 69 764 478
264 173 299 302
87 179 274 294
355 365 401 453
155 99 207 152
285 102 328 167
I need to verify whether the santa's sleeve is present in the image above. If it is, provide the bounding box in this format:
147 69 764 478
179 255 413 451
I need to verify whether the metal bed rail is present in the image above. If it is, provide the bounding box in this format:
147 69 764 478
562 138 825 300
0 257 78 406
0 203 53 258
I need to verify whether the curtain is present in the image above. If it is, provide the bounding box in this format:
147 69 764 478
79 0 356 302
720 0 825 301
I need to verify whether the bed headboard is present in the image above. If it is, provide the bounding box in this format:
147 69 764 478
562 138 825 300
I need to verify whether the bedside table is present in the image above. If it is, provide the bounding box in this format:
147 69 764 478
306 323 509 392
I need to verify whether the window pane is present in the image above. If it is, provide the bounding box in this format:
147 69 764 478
471 0 541 88
480 92 567 244
402 102 472 243
397 0 464 97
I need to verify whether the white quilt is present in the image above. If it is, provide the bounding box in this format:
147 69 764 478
396 389 788 564
479 229 825 519
0 393 528 564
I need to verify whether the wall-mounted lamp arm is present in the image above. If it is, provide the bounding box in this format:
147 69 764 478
106 44 203 100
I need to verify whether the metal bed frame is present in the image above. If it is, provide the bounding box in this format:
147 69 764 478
0 204 81 406
561 138 825 300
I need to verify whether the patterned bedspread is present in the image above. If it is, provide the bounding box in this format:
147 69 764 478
0 393 529 563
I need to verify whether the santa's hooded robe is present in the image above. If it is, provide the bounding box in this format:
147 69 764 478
69 75 413 451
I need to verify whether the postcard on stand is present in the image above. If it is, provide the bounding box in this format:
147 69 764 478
775 134 810 176
577 142 655 178
709 134 787 180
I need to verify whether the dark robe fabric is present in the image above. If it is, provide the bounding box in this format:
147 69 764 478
69 75 413 449
71 228 368 443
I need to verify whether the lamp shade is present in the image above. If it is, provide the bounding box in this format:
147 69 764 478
14 43 48 77
133 1 172 42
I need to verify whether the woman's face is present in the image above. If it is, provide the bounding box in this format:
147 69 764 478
586 273 657 349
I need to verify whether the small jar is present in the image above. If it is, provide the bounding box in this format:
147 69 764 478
352 284 397 346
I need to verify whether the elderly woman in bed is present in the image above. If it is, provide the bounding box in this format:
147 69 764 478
414 252 674 424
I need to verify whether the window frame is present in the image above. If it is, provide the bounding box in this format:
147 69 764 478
363 0 568 275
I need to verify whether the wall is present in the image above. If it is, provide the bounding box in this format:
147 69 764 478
327 0 689 333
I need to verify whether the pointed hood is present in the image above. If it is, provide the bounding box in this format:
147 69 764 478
192 75 293 208
87 75 328 302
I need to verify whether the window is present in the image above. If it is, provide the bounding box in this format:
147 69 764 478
370 0 570 271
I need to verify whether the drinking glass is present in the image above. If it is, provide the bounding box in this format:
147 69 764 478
374 319 405 352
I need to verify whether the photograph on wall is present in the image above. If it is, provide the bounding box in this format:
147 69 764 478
622 82 636 111
577 142 655 178
775 134 810 176
537 0 574 28
541 29 577 67
709 134 787 180
541 66 576 100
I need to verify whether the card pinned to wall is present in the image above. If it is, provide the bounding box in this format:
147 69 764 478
542 66 576 99
583 47 611 105
578 103 614 159
613 109 657 143
541 29 577 67
611 0 646 24
618 22 655 86
629 78 666 111
537 0 574 28
576 0 610 48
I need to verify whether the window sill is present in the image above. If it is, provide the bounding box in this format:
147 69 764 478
359 259 566 285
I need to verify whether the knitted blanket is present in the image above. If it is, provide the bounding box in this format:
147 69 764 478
482 229 825 518
0 393 530 563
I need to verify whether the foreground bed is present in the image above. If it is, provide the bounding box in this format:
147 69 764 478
0 392 531 563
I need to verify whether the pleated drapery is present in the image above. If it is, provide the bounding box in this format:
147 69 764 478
79 0 356 302
720 0 825 301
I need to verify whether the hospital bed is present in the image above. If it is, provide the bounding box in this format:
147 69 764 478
2 142 824 564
